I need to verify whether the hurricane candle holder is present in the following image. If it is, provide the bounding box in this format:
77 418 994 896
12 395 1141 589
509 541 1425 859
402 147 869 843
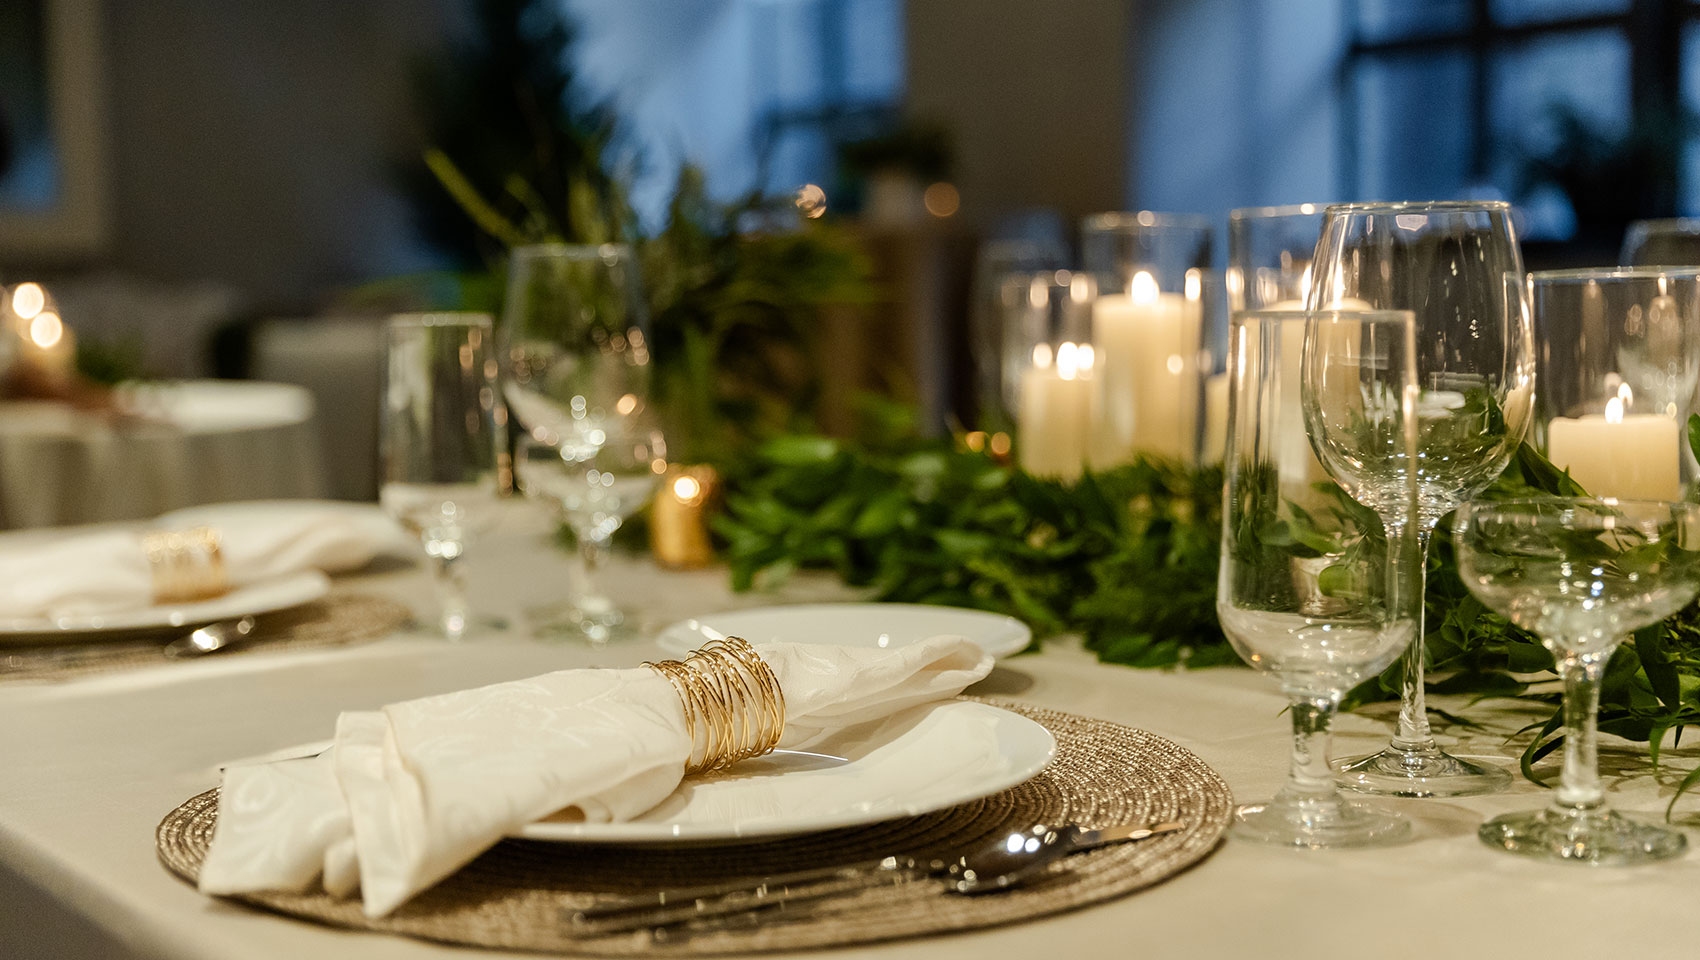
1226 203 1328 312
1531 268 1700 501
1454 498 1700 864
1081 211 1212 467
1001 270 1097 480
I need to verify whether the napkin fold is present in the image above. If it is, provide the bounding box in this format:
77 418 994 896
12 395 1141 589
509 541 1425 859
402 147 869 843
0 500 410 618
198 636 992 916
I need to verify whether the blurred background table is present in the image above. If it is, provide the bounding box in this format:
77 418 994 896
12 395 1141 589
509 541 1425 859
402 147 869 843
0 380 327 529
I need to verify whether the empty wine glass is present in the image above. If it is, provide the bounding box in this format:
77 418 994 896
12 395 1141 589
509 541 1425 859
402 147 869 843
501 243 651 451
379 313 504 640
1454 498 1700 864
1217 308 1418 848
1307 200 1536 797
516 420 667 643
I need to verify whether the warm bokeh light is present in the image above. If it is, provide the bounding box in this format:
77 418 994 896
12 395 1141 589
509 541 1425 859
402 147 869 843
922 181 959 217
963 431 987 452
795 183 827 218
988 432 1012 457
11 283 44 321
616 393 638 416
672 474 702 503
29 311 63 349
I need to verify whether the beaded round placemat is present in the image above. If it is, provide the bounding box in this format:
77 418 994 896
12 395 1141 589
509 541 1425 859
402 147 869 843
156 701 1231 955
0 593 413 682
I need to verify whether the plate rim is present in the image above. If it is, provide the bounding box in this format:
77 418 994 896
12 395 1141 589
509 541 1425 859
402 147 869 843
513 699 1056 844
655 602 1032 659
0 569 332 638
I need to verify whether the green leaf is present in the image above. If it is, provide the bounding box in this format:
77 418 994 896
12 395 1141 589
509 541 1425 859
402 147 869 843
1666 763 1700 821
1634 624 1681 708
759 435 840 466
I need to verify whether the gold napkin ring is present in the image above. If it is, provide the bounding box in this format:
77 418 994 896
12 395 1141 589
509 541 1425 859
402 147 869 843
645 637 785 774
142 526 229 604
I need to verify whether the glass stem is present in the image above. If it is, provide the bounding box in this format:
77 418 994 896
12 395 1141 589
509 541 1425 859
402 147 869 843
1386 519 1436 753
1552 643 1612 813
568 532 611 606
431 548 468 641
1280 694 1340 801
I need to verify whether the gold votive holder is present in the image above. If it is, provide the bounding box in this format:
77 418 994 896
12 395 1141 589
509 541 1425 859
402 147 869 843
650 464 720 569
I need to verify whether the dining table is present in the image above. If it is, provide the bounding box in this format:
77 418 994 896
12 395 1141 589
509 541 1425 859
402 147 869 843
0 501 1695 960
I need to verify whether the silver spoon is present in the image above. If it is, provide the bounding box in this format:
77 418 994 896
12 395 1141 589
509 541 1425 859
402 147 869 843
567 819 1185 936
163 616 257 659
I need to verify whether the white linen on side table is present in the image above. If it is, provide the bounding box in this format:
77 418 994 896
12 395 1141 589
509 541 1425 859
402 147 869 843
0 501 410 618
197 636 992 917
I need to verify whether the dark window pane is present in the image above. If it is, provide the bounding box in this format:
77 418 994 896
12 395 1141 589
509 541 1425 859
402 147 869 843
1355 0 1471 43
1490 0 1628 27
1683 21 1700 214
1356 51 1474 198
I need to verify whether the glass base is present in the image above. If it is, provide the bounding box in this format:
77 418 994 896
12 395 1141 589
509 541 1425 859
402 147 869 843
1479 806 1687 865
1232 793 1411 849
526 597 636 645
1334 744 1512 798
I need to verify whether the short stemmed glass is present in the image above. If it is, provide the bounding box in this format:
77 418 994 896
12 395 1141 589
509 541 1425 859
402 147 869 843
1217 308 1418 847
1307 200 1536 797
1454 498 1700 864
515 420 667 644
379 313 504 640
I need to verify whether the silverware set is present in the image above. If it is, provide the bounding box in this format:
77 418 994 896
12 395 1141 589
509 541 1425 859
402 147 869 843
564 819 1184 939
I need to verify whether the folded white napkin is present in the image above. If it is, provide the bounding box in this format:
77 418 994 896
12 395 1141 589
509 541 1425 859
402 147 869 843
0 500 410 619
198 636 992 916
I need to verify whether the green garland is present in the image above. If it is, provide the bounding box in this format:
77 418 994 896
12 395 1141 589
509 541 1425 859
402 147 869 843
715 420 1700 808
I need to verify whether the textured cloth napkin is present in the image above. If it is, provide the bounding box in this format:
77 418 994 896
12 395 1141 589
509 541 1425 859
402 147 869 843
0 500 410 619
198 636 992 916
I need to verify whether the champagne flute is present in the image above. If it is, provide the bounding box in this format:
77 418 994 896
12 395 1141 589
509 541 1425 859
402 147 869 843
516 419 667 644
1454 498 1700 864
1305 200 1536 797
1218 308 1417 847
379 313 504 640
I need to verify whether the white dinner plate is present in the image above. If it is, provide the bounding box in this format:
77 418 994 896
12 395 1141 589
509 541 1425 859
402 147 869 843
0 570 331 639
516 699 1055 843
656 603 1032 660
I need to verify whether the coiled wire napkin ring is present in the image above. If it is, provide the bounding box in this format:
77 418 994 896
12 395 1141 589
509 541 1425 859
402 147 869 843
142 526 229 604
645 637 785 774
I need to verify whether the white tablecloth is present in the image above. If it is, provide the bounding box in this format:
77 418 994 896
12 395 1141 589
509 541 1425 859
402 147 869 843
0 504 1696 959
0 381 328 529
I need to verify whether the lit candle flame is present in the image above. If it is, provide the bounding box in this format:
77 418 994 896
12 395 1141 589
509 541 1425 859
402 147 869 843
1031 342 1053 369
1130 271 1159 304
1605 395 1624 424
11 283 44 321
28 311 63 349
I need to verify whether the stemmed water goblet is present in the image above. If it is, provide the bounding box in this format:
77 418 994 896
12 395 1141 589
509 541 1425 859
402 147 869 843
1217 308 1419 847
515 419 667 643
1306 200 1536 797
1453 498 1700 863
379 313 505 640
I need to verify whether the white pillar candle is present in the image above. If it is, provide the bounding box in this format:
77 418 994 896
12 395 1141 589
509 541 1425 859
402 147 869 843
1546 398 1681 500
1090 272 1197 466
1017 341 1094 480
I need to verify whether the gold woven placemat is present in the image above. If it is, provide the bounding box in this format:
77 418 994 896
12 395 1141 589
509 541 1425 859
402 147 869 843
156 701 1232 954
0 593 412 682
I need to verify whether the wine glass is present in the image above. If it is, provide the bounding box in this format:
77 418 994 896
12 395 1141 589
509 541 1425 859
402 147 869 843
1218 307 1418 847
500 243 651 453
1306 200 1535 797
379 313 504 640
516 419 667 643
1454 498 1700 864
1621 218 1700 267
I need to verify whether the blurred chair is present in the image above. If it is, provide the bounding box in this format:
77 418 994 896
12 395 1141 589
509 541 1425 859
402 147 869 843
250 316 385 501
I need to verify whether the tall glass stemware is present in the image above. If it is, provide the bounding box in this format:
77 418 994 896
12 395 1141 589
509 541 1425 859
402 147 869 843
1454 499 1700 863
1219 308 1418 847
515 419 666 644
1306 200 1535 797
1227 203 1328 311
379 313 504 640
501 243 651 457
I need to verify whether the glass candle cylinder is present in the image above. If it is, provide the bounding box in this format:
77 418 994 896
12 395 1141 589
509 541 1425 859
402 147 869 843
1227 203 1327 312
1002 269 1098 480
1531 268 1700 500
1080 212 1213 466
1621 218 1700 267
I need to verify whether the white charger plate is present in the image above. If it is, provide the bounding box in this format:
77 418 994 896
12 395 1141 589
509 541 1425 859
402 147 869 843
0 570 331 639
516 699 1055 843
656 603 1032 660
